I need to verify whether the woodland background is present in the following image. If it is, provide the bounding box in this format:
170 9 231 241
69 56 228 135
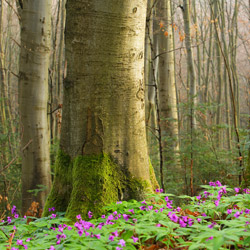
0 0 250 216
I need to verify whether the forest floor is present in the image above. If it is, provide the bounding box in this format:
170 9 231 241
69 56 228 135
1 181 250 250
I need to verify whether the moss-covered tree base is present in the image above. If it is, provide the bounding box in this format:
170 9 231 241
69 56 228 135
66 154 123 220
43 150 73 216
44 150 157 220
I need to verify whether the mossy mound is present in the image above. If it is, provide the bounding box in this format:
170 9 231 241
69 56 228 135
44 150 156 220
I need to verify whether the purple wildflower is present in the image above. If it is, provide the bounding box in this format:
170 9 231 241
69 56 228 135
215 181 222 186
179 219 187 227
214 200 219 207
132 236 138 243
169 213 179 223
11 206 17 215
245 209 250 214
206 236 214 241
123 214 130 221
234 211 240 218
208 222 216 229
17 239 23 245
128 209 134 214
7 217 12 223
95 234 101 239
109 235 115 241
118 239 126 247
112 230 119 237
88 211 93 219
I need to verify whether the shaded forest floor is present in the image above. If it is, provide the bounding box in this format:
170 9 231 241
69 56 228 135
1 182 250 250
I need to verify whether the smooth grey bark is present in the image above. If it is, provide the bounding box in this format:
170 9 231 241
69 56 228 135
220 0 232 149
214 0 223 148
157 0 180 167
182 0 197 130
19 0 51 214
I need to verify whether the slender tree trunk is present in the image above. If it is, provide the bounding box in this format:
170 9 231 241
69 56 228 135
214 0 223 148
204 5 213 103
182 0 197 130
157 0 180 169
220 0 232 150
44 0 158 220
192 0 202 102
19 0 52 214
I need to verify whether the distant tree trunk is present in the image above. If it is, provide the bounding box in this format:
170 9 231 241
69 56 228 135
220 0 232 150
157 0 180 169
182 0 197 130
44 0 158 220
19 0 52 214
204 5 213 103
145 0 157 145
214 0 223 148
181 0 198 196
192 0 202 102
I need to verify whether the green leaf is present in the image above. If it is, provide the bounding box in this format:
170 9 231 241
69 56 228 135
244 237 250 245
213 236 224 250
122 230 134 241
124 244 137 250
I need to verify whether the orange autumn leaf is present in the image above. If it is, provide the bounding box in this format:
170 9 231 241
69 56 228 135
164 31 168 37
173 23 178 31
159 21 164 29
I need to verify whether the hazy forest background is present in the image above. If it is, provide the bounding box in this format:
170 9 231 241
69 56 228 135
0 0 250 216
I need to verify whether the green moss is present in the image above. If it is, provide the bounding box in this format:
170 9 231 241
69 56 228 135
125 176 152 201
66 154 123 220
43 149 73 216
149 159 159 191
44 151 157 220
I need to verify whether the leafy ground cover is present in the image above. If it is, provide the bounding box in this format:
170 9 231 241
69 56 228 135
1 181 250 250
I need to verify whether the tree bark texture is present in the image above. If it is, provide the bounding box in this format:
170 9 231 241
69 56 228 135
157 0 180 170
45 0 158 220
182 0 197 129
19 0 52 214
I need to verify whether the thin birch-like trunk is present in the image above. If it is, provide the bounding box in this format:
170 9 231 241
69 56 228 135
19 0 52 214
157 0 180 169
214 0 223 148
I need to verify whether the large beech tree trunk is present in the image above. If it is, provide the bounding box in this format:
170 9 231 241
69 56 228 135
44 0 158 220
19 0 52 214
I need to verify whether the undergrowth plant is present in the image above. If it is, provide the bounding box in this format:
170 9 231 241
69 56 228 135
1 181 250 250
